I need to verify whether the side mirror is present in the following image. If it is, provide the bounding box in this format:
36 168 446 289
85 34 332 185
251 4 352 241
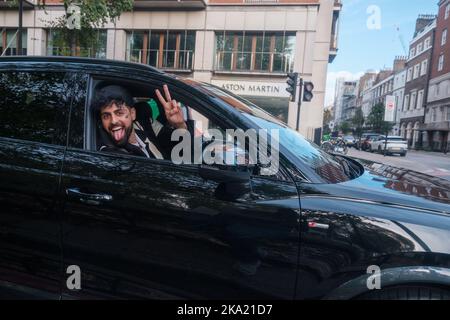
199 165 250 184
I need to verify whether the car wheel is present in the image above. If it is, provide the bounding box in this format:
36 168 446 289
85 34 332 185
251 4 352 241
355 285 450 300
401 152 407 157
378 146 382 154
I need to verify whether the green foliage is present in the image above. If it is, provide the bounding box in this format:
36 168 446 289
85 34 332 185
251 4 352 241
351 108 365 138
338 121 351 134
322 108 333 135
366 103 393 133
38 0 133 56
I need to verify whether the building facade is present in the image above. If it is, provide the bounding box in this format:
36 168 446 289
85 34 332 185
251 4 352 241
0 0 341 140
400 15 436 149
423 0 450 152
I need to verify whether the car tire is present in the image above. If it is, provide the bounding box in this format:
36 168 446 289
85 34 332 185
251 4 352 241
401 152 407 157
355 285 450 300
378 146 382 154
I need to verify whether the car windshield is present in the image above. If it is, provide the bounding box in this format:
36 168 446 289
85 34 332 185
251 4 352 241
186 80 353 183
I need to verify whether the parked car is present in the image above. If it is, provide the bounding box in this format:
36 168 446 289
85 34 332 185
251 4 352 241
1 57 450 300
370 136 408 156
358 133 380 151
343 135 356 148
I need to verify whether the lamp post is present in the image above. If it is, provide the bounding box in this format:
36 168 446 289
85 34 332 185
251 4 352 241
17 0 23 55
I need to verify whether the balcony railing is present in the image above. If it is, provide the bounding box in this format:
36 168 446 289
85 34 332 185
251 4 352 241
125 49 194 71
47 46 106 59
215 51 294 73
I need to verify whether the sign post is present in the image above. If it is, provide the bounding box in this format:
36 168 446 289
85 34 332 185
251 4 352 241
383 95 396 157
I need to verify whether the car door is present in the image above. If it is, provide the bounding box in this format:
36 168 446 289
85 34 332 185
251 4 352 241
59 76 301 299
0 68 85 299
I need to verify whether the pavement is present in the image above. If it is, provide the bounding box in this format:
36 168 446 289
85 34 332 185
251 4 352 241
347 148 450 181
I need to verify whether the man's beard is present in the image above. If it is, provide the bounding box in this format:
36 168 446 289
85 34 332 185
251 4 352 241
109 125 133 147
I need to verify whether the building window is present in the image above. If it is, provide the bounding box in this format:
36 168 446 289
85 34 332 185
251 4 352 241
126 30 196 70
413 63 420 79
409 47 415 58
215 31 296 73
407 68 413 82
438 54 445 71
425 37 431 49
47 29 106 58
404 94 410 111
417 42 423 53
432 108 437 122
446 3 450 20
417 90 424 109
0 28 27 56
410 91 417 110
447 107 450 121
442 29 448 46
421 60 428 76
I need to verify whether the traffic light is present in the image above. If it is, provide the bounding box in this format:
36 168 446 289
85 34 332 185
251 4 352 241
303 81 314 102
286 72 298 102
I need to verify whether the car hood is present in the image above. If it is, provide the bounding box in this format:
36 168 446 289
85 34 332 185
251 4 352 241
302 158 450 215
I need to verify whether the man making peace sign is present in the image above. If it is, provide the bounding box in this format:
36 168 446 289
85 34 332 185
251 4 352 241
93 84 190 159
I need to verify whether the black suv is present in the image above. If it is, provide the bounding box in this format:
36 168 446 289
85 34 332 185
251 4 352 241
1 57 450 300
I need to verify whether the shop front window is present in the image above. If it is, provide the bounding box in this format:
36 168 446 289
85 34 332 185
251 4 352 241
126 30 195 70
47 29 107 58
215 31 295 73
0 29 27 56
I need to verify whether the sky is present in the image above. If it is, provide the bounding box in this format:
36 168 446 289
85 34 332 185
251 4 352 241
325 0 439 106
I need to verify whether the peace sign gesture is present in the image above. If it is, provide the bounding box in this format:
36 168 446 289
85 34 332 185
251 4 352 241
155 84 187 130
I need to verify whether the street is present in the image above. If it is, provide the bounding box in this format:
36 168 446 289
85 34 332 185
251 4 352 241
348 148 450 181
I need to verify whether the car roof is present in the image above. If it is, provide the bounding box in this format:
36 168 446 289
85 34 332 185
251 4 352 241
0 56 164 75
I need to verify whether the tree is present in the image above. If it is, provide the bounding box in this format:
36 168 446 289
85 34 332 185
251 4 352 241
37 0 133 57
338 121 351 135
366 103 393 134
322 108 333 135
351 108 365 140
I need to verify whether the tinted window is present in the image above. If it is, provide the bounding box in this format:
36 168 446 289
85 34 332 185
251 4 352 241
0 71 72 146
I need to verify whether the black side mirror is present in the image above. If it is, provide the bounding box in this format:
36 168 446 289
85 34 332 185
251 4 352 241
198 165 250 184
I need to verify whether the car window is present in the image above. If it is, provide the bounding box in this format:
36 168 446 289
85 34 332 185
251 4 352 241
0 71 72 146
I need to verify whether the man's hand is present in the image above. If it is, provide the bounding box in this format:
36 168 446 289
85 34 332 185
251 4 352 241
155 84 187 130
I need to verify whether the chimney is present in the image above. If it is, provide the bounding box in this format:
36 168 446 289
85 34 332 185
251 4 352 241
393 56 407 72
415 14 436 35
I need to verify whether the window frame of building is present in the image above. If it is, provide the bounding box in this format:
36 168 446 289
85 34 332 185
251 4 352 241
126 30 196 70
446 3 450 20
442 29 448 46
421 60 428 76
410 91 417 110
214 31 296 74
425 37 431 49
413 63 420 79
417 42 423 53
447 107 450 121
0 28 27 56
47 29 107 59
438 54 445 72
410 47 416 58
404 94 410 111
432 108 437 122
407 68 413 82
417 89 424 109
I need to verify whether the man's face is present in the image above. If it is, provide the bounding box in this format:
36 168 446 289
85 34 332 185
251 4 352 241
100 102 136 146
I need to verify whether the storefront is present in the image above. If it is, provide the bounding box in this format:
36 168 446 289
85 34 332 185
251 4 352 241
211 79 291 123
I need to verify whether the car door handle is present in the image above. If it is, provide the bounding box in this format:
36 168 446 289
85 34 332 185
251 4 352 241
66 188 113 205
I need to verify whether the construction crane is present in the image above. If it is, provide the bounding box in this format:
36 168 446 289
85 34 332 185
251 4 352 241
395 24 408 56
